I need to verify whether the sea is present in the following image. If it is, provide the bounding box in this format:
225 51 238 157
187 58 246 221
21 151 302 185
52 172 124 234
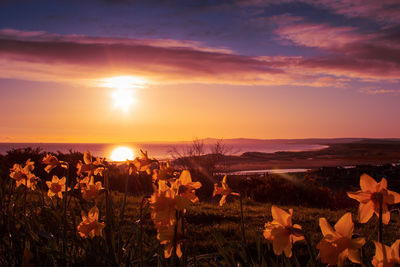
0 142 327 160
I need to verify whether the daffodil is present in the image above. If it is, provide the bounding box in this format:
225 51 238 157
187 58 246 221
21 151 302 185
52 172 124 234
42 154 68 173
9 159 39 190
127 150 153 175
213 175 240 206
157 220 184 258
372 240 400 267
77 206 105 238
46 175 70 199
80 176 104 200
152 161 173 182
317 212 365 267
150 187 190 227
172 170 202 203
76 151 105 176
263 206 304 257
347 174 400 224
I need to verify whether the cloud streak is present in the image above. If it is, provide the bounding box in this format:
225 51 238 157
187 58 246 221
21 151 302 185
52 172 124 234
0 28 399 88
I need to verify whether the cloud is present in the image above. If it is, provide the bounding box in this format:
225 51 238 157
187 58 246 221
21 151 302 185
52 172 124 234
359 88 400 95
305 0 400 24
270 15 400 80
0 28 399 88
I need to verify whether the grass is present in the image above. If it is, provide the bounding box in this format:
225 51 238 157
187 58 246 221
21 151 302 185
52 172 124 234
116 193 400 265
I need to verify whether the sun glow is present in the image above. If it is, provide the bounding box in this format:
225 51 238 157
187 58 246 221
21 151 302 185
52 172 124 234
100 76 146 112
110 146 134 161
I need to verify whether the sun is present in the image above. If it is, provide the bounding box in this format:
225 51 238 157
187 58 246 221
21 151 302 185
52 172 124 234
110 146 135 161
100 76 146 112
112 88 134 112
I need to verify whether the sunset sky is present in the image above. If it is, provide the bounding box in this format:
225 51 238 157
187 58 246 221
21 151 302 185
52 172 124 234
1 0 400 143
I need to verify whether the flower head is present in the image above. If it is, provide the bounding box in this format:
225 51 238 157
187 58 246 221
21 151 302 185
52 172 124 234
213 175 240 206
263 206 304 257
9 159 39 190
152 161 173 182
317 213 366 267
172 170 202 203
42 154 68 173
372 240 400 267
76 151 106 177
347 174 400 224
80 176 104 200
157 220 184 258
46 175 70 199
77 206 105 238
150 187 190 227
127 149 153 175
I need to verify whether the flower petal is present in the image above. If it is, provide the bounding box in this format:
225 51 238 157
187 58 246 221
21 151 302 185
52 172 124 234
179 170 192 185
358 201 375 223
390 239 400 260
271 206 290 226
387 190 400 204
360 174 378 192
319 218 336 238
271 228 290 256
347 249 361 264
334 213 353 238
347 191 371 203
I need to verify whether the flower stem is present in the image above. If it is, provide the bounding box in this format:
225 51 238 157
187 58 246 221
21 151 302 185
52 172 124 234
378 193 383 243
62 168 69 265
104 171 117 265
239 194 246 244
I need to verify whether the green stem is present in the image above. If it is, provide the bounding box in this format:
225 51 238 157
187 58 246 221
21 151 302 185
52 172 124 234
239 195 246 244
119 173 130 223
104 171 117 265
378 193 383 243
62 169 69 266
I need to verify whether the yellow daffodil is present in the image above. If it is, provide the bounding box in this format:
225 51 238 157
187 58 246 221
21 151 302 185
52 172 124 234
347 174 400 224
76 151 105 176
46 175 70 199
77 206 105 238
127 150 153 175
9 159 39 190
80 176 104 200
213 175 240 206
42 154 68 173
157 221 184 258
372 240 400 267
172 170 202 203
150 187 190 227
263 206 304 257
317 212 366 267
152 161 173 182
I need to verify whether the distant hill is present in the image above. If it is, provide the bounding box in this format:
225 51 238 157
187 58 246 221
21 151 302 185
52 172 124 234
192 137 400 145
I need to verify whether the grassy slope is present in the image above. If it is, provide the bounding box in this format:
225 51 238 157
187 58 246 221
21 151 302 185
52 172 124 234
120 194 400 264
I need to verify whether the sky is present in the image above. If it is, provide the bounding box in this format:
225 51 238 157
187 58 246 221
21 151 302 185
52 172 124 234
0 0 400 143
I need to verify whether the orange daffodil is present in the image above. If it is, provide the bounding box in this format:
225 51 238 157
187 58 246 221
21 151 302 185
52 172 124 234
263 206 304 257
42 154 68 173
213 175 240 206
9 159 40 190
78 176 104 201
77 151 105 177
126 149 153 175
347 174 400 224
372 240 400 267
46 175 70 199
317 213 366 267
172 170 202 203
150 170 201 258
77 206 105 238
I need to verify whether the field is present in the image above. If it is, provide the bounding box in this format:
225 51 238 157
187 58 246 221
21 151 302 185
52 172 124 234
1 146 400 266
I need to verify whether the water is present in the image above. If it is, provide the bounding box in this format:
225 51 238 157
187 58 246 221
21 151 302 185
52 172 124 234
0 142 327 160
